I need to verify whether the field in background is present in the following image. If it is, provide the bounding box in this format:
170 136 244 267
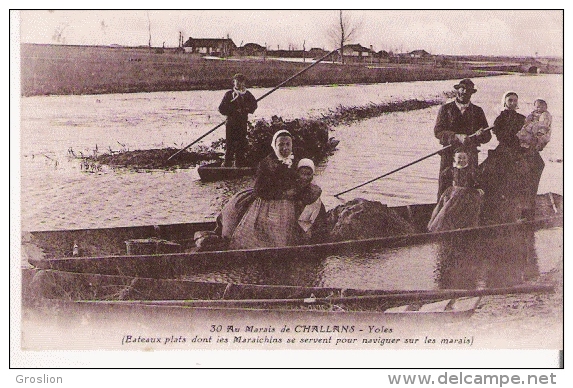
20 44 502 96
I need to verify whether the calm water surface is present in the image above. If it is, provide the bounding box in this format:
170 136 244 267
179 228 561 290
19 74 563 290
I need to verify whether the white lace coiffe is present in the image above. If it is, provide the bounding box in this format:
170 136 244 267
271 130 294 167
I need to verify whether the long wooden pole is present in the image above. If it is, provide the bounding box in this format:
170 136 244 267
334 126 493 198
167 48 339 161
334 147 449 198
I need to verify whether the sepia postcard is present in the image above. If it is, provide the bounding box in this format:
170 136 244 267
11 9 564 369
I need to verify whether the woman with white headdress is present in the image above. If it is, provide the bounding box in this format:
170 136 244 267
229 130 301 249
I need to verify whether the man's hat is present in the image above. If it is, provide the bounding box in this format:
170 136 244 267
454 78 477 93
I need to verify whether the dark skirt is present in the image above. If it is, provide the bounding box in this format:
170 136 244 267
480 147 544 224
428 186 482 232
438 148 478 200
219 189 256 239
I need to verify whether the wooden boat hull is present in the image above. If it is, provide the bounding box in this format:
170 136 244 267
23 268 490 339
197 161 255 182
32 296 481 318
23 267 551 313
24 266 490 317
23 193 563 278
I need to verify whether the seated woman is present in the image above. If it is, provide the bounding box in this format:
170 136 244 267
229 130 301 249
427 149 484 232
295 158 328 244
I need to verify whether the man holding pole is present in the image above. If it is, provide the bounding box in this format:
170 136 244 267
169 50 338 163
434 78 491 199
218 73 258 167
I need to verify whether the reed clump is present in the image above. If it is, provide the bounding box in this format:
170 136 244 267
75 97 445 170
320 98 443 126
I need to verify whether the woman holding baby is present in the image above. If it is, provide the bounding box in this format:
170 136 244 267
480 91 550 224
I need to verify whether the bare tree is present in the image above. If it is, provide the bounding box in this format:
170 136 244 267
52 23 69 43
147 11 152 48
328 10 361 64
100 20 108 35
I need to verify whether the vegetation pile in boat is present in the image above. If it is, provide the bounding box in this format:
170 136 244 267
74 97 446 171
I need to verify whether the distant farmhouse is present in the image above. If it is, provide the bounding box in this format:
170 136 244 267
236 43 266 56
408 49 431 58
178 36 562 74
183 37 236 57
341 44 373 58
309 48 328 58
322 44 375 63
390 50 434 64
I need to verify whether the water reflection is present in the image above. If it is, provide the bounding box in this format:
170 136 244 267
181 256 324 286
434 228 539 289
181 227 548 291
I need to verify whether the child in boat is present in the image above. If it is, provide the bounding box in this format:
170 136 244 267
517 99 552 151
218 73 258 167
427 149 484 232
295 159 328 244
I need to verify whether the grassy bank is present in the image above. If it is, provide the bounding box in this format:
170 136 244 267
21 44 502 96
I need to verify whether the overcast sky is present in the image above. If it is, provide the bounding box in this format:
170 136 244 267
17 10 563 57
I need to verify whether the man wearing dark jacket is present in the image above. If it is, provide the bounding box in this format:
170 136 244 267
434 78 491 199
218 73 258 167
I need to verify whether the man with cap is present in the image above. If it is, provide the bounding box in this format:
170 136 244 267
434 78 491 199
218 73 258 167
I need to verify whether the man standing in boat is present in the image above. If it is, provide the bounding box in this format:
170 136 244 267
218 73 258 167
434 78 491 199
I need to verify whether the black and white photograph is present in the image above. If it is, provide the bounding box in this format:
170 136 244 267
11 9 564 370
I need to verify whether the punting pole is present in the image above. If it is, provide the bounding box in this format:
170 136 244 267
333 126 494 198
167 48 340 161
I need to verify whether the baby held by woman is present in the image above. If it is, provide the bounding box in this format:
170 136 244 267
516 98 552 151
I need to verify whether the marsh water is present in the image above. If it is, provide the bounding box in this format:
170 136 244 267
19 74 563 290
